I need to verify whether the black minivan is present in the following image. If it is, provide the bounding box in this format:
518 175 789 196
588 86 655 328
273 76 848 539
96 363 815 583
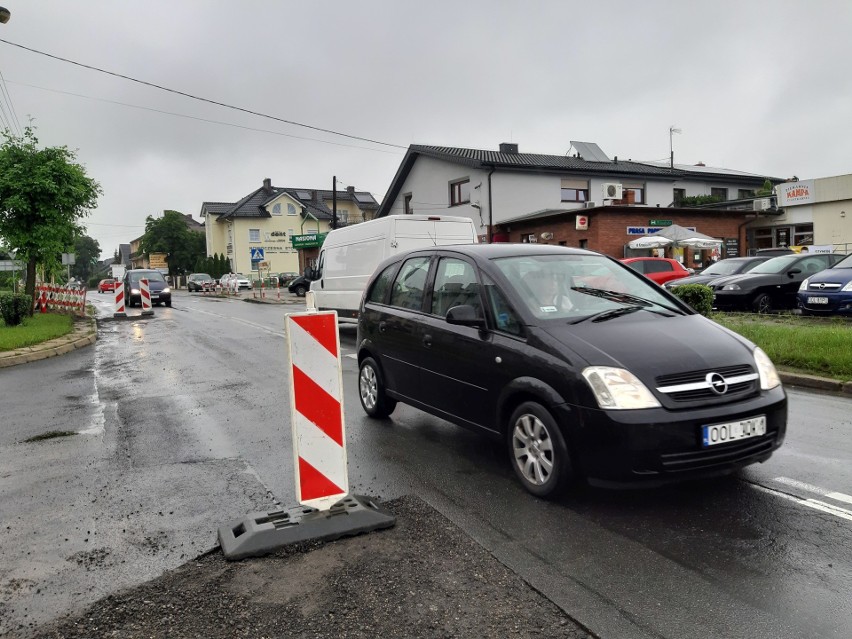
356 244 787 497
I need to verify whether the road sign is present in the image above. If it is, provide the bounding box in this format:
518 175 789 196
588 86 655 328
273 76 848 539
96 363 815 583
250 247 265 261
149 253 168 269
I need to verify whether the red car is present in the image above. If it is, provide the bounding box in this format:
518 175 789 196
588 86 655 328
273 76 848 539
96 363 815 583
97 278 117 293
620 257 691 285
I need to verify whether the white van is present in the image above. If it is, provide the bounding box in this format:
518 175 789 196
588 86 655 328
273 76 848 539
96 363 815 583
310 215 479 319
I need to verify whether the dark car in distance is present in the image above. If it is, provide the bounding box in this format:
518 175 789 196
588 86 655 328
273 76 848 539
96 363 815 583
712 253 845 313
664 256 771 291
123 269 171 307
356 244 787 498
187 273 214 292
797 253 852 315
288 274 311 297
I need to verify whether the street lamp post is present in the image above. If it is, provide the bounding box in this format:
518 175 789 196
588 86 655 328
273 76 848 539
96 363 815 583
669 126 682 169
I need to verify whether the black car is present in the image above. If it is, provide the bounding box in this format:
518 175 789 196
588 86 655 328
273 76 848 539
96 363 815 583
123 269 172 307
356 244 787 497
187 273 214 292
664 256 770 291
712 253 845 313
288 274 311 297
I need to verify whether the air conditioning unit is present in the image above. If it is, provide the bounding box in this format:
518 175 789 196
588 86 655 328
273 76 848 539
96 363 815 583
602 183 623 200
584 201 597 209
753 198 772 211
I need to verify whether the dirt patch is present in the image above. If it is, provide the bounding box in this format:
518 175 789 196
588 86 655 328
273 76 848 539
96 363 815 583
30 496 591 639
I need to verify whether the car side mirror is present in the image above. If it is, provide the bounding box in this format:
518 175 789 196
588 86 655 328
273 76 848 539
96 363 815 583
446 304 486 328
787 268 802 277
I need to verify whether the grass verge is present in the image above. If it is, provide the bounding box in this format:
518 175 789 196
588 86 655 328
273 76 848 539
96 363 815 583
0 312 74 351
712 313 852 382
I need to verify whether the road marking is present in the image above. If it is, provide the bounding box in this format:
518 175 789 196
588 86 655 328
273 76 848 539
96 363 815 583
752 484 852 522
772 476 852 506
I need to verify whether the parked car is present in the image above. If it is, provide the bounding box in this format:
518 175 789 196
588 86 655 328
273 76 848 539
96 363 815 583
620 257 691 285
755 247 795 256
664 257 771 291
276 272 299 287
712 253 845 313
797 253 852 316
356 244 787 498
123 269 172 307
234 273 252 290
187 273 214 292
97 278 117 293
288 274 311 297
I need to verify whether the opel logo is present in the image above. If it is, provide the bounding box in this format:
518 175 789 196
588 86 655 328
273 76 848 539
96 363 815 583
815 283 826 290
706 372 728 395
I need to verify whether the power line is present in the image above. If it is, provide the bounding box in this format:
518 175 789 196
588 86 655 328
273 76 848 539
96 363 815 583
0 38 407 150
0 67 22 134
7 79 405 155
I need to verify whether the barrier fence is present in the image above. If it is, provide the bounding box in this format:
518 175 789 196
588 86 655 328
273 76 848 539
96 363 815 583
32 284 87 317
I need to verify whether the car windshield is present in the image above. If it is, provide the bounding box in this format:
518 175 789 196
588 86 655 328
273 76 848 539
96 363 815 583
831 254 852 269
748 255 801 274
701 259 751 275
492 254 682 321
192 274 212 281
130 272 166 283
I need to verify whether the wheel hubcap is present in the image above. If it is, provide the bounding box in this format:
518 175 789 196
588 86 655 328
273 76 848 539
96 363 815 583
512 414 554 486
359 365 377 410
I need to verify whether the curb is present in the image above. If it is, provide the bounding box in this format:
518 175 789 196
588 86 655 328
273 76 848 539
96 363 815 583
0 316 97 369
779 370 852 396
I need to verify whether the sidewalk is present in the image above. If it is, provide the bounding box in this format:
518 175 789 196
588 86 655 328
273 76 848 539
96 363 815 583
30 496 593 639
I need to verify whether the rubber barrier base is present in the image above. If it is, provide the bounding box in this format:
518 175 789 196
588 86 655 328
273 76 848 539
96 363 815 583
217 495 396 561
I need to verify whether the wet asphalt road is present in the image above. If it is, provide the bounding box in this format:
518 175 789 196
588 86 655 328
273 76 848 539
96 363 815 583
1 290 850 638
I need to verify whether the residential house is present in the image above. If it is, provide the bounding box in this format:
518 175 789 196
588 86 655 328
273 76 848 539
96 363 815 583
202 179 380 275
376 142 780 259
130 213 205 269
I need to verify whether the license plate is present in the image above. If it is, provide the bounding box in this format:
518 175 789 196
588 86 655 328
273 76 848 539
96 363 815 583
702 416 766 447
807 296 828 304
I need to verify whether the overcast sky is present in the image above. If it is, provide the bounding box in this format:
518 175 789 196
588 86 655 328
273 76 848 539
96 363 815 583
2 1 849 259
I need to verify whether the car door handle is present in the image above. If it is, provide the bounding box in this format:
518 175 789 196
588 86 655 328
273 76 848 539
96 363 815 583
379 321 387 333
422 334 432 348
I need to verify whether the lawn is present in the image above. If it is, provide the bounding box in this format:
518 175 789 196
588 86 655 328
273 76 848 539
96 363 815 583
0 312 74 351
713 313 852 382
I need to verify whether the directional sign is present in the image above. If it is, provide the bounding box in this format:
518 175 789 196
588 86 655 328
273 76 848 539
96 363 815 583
250 247 265 261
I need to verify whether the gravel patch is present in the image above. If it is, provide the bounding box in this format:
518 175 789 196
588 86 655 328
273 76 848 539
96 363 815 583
30 495 592 638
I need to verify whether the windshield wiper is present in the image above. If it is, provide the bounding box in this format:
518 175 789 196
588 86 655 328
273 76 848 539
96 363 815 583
571 286 683 314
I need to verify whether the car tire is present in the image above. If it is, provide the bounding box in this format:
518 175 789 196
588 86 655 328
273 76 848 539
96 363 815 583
507 401 572 498
358 357 396 418
294 284 307 297
165 300 172 307
752 293 772 314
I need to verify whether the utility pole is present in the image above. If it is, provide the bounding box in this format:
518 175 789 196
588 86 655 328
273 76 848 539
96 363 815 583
332 176 337 230
669 126 681 169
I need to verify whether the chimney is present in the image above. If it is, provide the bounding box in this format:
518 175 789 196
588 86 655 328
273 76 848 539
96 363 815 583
499 142 519 154
311 190 319 203
695 162 706 167
262 178 272 194
346 185 355 195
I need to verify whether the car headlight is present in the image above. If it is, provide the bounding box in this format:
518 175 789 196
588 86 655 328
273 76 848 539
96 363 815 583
131 288 140 295
162 287 171 293
754 347 781 390
582 367 661 410
842 281 852 292
722 283 741 291
798 278 809 292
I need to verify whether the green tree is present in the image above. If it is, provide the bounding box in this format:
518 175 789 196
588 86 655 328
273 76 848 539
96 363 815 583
113 248 120 264
139 209 205 277
0 127 101 309
70 234 101 281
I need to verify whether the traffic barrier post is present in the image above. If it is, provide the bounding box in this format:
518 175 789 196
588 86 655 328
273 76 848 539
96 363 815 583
217 309 395 560
114 281 126 318
140 278 154 316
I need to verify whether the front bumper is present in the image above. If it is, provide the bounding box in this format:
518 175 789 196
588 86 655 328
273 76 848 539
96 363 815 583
566 386 787 486
712 290 753 310
797 292 852 315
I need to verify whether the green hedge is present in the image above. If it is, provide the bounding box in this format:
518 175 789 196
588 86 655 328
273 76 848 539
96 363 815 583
0 292 33 326
671 284 713 316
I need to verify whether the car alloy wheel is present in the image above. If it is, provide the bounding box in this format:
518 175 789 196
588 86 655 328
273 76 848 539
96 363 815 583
358 357 396 418
295 285 307 297
508 401 570 498
753 293 772 314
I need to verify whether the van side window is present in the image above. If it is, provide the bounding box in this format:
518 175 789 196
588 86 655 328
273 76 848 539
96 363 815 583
430 257 482 318
389 257 431 311
366 264 397 304
483 274 523 336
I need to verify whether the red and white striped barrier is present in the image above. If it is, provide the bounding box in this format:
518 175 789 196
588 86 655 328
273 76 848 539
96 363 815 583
114 281 126 317
140 278 154 316
286 311 348 510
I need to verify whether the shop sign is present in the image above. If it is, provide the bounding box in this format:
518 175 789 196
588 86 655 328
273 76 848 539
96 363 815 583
149 252 168 269
648 219 672 226
291 233 328 249
627 226 695 235
777 180 815 207
724 238 739 258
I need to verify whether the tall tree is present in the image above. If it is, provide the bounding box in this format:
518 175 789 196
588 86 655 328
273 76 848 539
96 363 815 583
139 209 204 276
0 127 101 308
71 234 101 281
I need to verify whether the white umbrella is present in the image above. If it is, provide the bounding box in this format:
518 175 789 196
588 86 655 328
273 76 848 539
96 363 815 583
629 224 722 250
628 235 672 249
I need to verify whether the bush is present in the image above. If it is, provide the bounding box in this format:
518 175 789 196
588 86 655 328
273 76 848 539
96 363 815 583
671 284 713 316
0 292 33 326
88 276 101 288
